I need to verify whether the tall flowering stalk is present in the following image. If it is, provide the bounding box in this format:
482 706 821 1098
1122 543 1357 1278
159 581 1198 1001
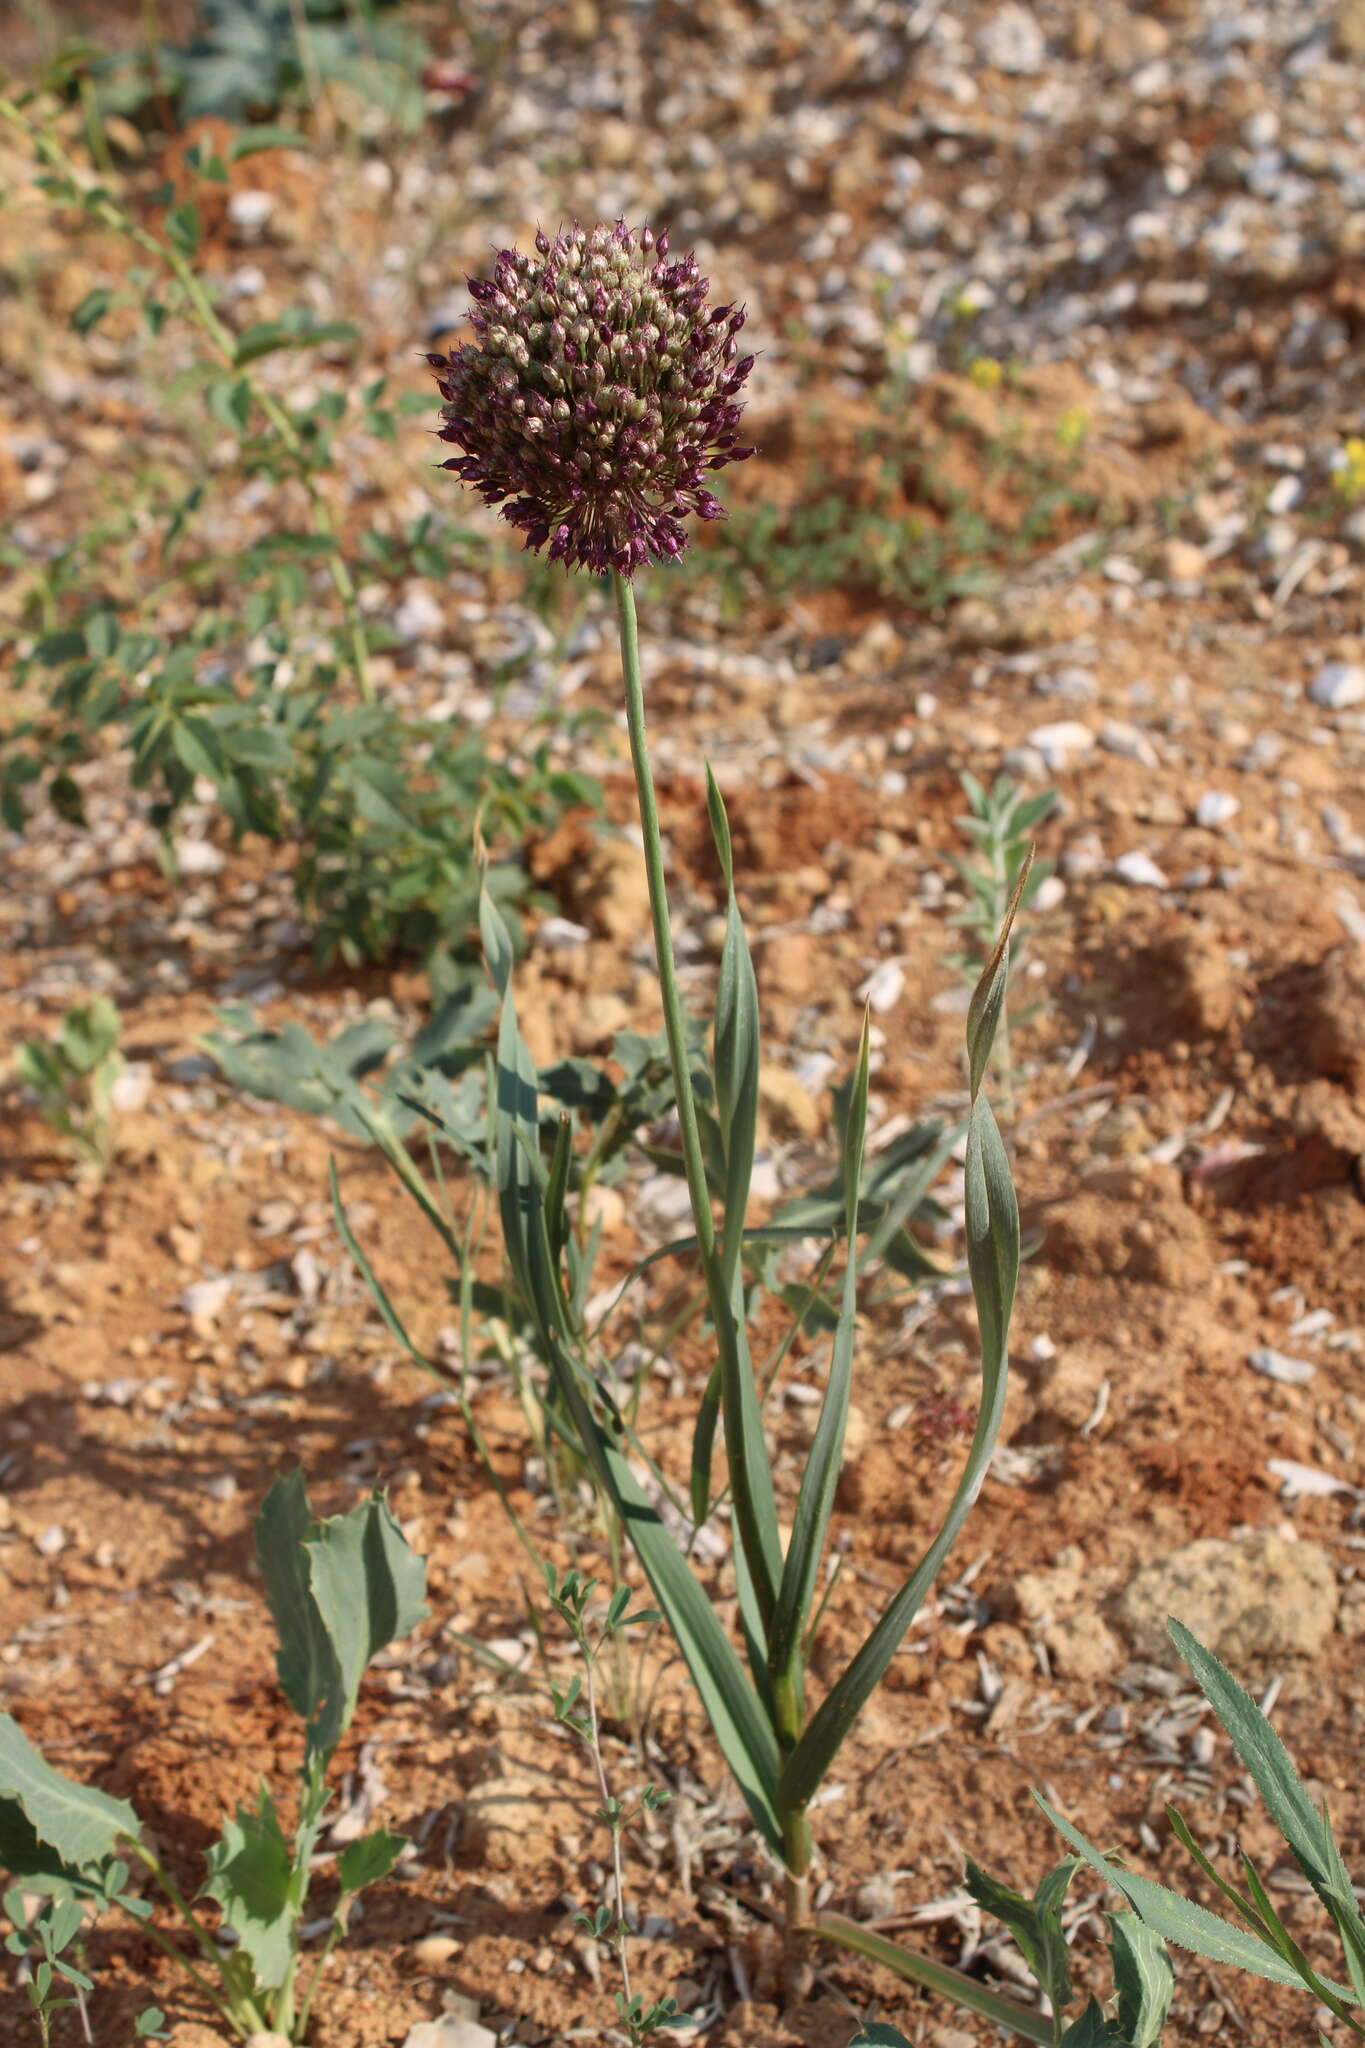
432 224 1037 2038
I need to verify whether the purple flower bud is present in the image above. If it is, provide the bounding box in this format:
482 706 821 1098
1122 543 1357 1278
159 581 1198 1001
428 219 755 576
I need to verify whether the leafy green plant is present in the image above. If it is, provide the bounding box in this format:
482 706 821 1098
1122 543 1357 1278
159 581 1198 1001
0 1473 426 2042
1042 1617 1365 2038
49 0 430 133
948 771 1056 1108
15 995 123 1170
0 96 595 967
842 1861 1174 2048
545 1567 695 2046
4 1891 94 2046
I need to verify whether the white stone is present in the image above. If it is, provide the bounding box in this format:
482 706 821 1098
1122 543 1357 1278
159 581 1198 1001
1027 720 1095 770
402 2021 497 2048
1114 849 1170 889
394 585 446 642
1195 791 1240 829
1248 1347 1315 1386
227 188 275 231
1309 662 1365 710
976 3 1046 73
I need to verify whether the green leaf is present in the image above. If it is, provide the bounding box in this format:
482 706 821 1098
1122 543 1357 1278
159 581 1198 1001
1109 1912 1174 2047
1058 1998 1119 2046
329 1163 438 1375
769 1015 869 1692
487 971 783 1854
201 1785 294 1990
337 1827 406 1895
846 2028 913 2048
1036 1795 1353 1997
1168 1619 1344 1913
232 317 359 367
72 287 113 335
778 1009 1017 1811
965 845 1032 1100
254 1472 336 1728
165 200 201 257
0 1716 138 1873
303 1490 428 1758
819 1912 1053 2044
228 125 308 160
965 1855 1073 2016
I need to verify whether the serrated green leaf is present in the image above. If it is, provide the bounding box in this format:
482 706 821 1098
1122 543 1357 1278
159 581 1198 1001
0 1717 138 1874
1037 1795 1354 1998
201 1785 294 1990
337 1827 406 1895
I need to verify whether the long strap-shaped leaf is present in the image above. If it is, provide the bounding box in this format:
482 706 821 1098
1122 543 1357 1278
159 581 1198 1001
777 861 1029 1813
689 771 782 1628
767 1014 870 1703
480 891 783 1854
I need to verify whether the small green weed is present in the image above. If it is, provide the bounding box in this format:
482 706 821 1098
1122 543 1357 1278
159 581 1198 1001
15 996 123 1171
0 1474 426 2042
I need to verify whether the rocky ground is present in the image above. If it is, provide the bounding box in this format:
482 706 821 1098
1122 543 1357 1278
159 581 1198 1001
4 1 1365 2044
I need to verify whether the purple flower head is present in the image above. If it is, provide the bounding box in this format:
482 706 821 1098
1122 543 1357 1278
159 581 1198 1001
427 220 756 577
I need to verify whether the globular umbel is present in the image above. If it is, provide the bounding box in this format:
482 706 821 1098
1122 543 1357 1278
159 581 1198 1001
427 218 754 575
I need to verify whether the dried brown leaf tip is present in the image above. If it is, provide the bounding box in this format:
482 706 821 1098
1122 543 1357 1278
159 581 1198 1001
428 219 755 576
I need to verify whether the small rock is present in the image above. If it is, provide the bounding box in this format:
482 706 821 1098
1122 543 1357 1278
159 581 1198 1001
1309 662 1365 710
1114 850 1170 889
1117 1533 1339 1666
35 1525 66 1558
175 838 226 877
758 1065 823 1141
393 584 445 642
581 1184 627 1235
1195 791 1239 829
1247 1347 1315 1386
180 1275 233 1334
411 1934 462 1969
1162 537 1207 583
569 991 631 1050
1031 1347 1108 1431
246 2035 292 2048
1044 1611 1124 1681
227 188 275 233
110 1063 153 1113
1101 10 1170 68
1028 720 1095 770
976 2 1046 72
402 2024 497 2048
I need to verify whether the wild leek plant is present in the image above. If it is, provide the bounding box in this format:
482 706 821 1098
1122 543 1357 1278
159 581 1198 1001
423 219 1034 2029
1042 1618 1365 2036
0 1475 425 2043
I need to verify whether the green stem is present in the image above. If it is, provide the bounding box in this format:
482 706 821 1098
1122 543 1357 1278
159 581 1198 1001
612 571 775 1622
816 1911 1054 2044
292 1917 345 2045
611 573 716 1268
